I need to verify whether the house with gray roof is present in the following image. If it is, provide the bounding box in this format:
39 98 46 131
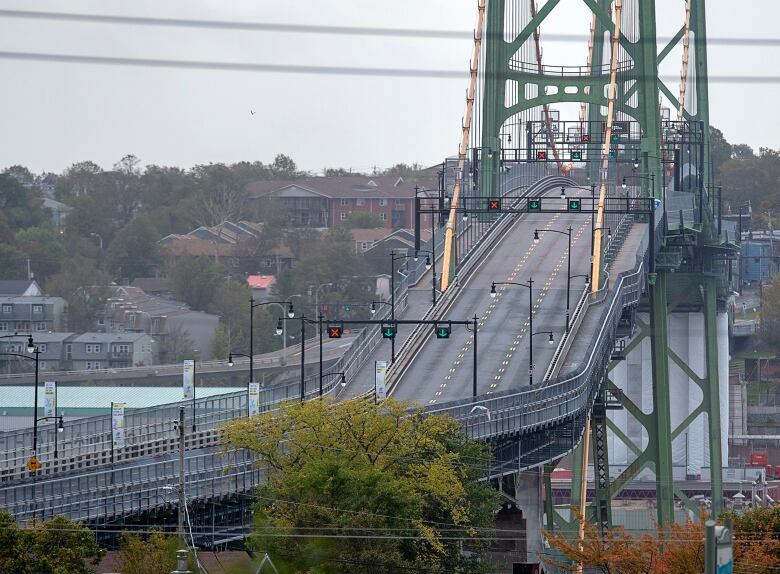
68 332 155 370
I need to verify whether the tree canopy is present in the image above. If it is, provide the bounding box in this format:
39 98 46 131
221 398 499 574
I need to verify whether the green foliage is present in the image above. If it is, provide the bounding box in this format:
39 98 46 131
0 510 103 574
170 256 227 311
346 212 383 228
106 215 161 281
221 399 499 574
709 126 733 176
761 279 780 347
15 227 67 281
118 530 178 574
720 148 780 213
0 173 48 231
210 323 230 360
158 325 198 364
0 244 27 280
45 256 112 332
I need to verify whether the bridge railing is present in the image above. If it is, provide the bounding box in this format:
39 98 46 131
426 233 647 453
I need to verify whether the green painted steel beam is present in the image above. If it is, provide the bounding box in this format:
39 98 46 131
507 0 562 56
606 418 642 457
478 0 505 200
704 276 724 516
668 348 707 390
657 26 686 64
649 271 675 526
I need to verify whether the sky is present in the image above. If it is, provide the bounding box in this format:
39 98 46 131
0 0 777 175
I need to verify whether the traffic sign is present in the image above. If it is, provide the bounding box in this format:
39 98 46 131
343 305 352 312
487 198 501 211
328 326 343 339
27 456 41 473
568 199 582 212
582 134 590 142
528 198 542 212
381 325 396 339
536 151 547 160
571 151 582 160
435 324 451 339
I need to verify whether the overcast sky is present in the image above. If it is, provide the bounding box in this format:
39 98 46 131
0 0 777 175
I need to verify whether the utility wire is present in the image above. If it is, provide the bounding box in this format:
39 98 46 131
0 9 778 46
0 51 777 84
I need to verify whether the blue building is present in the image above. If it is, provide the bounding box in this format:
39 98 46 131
741 241 774 284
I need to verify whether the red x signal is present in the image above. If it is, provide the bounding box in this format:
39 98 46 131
582 134 590 142
488 199 501 211
536 151 547 160
328 326 343 339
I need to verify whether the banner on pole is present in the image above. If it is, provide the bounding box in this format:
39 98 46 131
375 361 388 401
111 402 126 449
43 381 56 419
182 360 195 399
248 383 261 416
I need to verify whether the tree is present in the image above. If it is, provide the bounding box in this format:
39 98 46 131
0 173 48 231
221 398 499 574
346 212 383 228
170 256 227 311
762 279 780 347
15 227 67 282
546 509 780 574
55 160 102 201
158 325 198 364
106 215 161 281
0 510 103 574
268 153 301 179
709 125 733 176
0 244 26 280
210 323 230 361
46 256 112 332
118 530 178 574
732 143 756 160
191 163 246 226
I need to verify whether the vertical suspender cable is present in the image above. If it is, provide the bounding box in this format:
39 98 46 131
576 415 592 574
440 0 486 293
590 0 623 293
678 0 692 121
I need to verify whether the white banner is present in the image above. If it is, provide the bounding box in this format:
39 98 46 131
111 402 126 449
375 361 388 402
43 381 56 419
182 360 195 400
248 383 261 416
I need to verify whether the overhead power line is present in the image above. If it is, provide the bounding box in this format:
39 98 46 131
0 50 778 84
0 8 779 46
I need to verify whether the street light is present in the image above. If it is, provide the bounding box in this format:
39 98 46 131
414 249 437 305
389 252 417 363
534 226 574 332
370 301 392 315
248 298 295 387
490 279 536 384
226 351 253 415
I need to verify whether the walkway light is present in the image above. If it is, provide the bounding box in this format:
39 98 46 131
490 282 497 298
57 418 64 433
548 333 555 345
533 230 540 244
370 302 376 315
560 186 566 200
425 256 432 271
622 177 627 190
275 319 283 336
228 354 234 367
26 335 35 354
287 303 295 319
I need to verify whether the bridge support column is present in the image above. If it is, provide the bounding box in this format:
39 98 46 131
703 277 724 516
479 0 506 200
591 387 612 533
515 468 544 564
649 272 675 527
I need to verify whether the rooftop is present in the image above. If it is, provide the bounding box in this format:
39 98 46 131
246 175 430 200
0 280 42 297
70 331 153 343
247 275 275 289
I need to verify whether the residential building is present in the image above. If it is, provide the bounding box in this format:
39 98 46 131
0 332 75 373
99 286 219 360
247 275 276 300
246 176 437 230
42 197 71 230
0 296 68 333
68 332 155 370
0 280 43 297
350 228 395 253
159 220 294 274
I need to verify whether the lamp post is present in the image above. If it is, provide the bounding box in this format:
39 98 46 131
36 415 64 460
322 371 347 397
534 227 573 332
248 298 295 387
227 351 253 416
389 252 417 363
490 279 536 384
414 250 436 304
89 232 103 250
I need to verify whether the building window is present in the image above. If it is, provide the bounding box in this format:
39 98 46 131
379 199 387 207
356 198 365 206
112 344 130 354
39 361 47 370
0 322 7 331
1 305 12 314
38 344 47 353
86 361 101 370
361 242 369 250
86 343 102 354
379 213 387 221
340 199 349 206
395 199 404 207
32 305 43 314
340 212 348 221
35 322 47 331
14 322 30 332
